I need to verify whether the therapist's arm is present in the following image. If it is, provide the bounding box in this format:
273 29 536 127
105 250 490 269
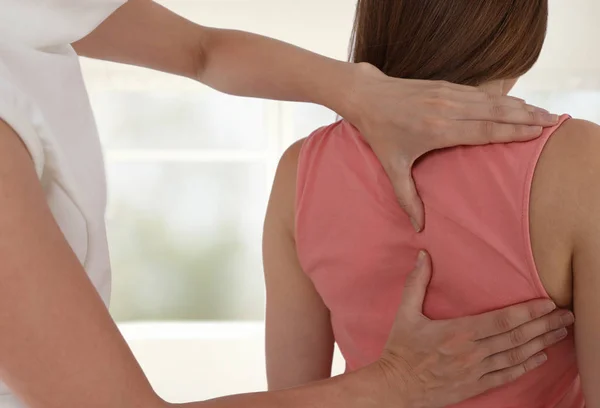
74 0 559 231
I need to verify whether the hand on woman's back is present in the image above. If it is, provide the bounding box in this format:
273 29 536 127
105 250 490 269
346 64 559 231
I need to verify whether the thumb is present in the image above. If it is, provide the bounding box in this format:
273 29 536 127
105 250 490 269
391 170 425 232
400 251 432 314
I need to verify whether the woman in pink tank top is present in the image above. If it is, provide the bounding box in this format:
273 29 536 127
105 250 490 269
264 1 600 407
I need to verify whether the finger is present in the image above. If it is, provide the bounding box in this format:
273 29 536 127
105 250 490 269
453 101 558 126
478 353 548 392
441 121 545 148
458 299 557 340
481 328 568 374
462 92 558 125
391 171 424 232
400 251 432 313
450 92 529 108
525 104 549 114
478 309 574 355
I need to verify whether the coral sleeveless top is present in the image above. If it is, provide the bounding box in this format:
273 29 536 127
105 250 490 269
295 115 583 407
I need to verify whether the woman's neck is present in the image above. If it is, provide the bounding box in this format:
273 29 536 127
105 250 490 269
479 79 518 96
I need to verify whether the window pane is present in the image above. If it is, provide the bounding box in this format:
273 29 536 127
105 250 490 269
90 90 268 151
106 162 267 322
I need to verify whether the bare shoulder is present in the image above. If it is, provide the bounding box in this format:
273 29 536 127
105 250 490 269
530 118 600 307
277 138 306 177
534 118 600 210
545 118 600 205
552 119 600 233
265 138 306 235
551 118 600 160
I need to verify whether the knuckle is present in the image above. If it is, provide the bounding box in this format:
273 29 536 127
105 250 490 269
545 316 560 332
541 333 557 347
423 117 447 139
515 125 529 137
462 327 478 342
486 92 498 105
508 348 525 365
549 312 569 330
528 304 540 320
427 89 444 101
547 328 568 344
509 328 527 346
426 95 450 111
490 104 506 120
464 349 484 368
493 313 513 333
480 121 496 139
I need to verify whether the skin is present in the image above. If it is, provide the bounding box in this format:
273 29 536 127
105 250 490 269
0 1 572 408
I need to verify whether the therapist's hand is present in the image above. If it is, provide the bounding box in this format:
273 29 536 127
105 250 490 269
372 251 574 408
343 63 559 232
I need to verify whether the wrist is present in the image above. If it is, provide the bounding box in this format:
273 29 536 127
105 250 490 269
327 62 388 133
374 353 429 408
344 361 414 408
313 61 369 123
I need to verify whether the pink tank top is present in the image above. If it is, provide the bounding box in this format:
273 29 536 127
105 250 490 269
295 115 583 407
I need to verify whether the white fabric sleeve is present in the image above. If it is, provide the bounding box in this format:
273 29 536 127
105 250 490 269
0 76 48 179
0 0 127 49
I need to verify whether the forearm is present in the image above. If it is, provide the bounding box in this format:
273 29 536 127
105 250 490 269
175 365 401 408
197 28 356 117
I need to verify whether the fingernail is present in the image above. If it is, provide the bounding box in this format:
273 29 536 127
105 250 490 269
416 251 427 268
527 126 543 136
554 328 569 340
410 218 422 233
561 311 575 325
544 113 560 123
533 353 548 366
542 302 557 314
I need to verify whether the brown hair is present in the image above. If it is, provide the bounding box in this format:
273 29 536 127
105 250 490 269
350 0 549 86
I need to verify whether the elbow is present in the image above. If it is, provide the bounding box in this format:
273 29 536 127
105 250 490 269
193 27 212 82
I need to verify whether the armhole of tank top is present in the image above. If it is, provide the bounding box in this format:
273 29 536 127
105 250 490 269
521 114 572 298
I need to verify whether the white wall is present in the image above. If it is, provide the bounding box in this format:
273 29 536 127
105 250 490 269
520 0 600 90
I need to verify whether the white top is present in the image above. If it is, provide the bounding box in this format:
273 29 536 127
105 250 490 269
0 1 125 406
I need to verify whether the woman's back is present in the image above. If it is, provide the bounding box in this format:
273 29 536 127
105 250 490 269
294 116 583 407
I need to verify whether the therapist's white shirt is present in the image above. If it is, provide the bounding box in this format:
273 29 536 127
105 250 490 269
0 1 125 406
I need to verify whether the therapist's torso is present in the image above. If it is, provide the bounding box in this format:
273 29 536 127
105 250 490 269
0 1 125 406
